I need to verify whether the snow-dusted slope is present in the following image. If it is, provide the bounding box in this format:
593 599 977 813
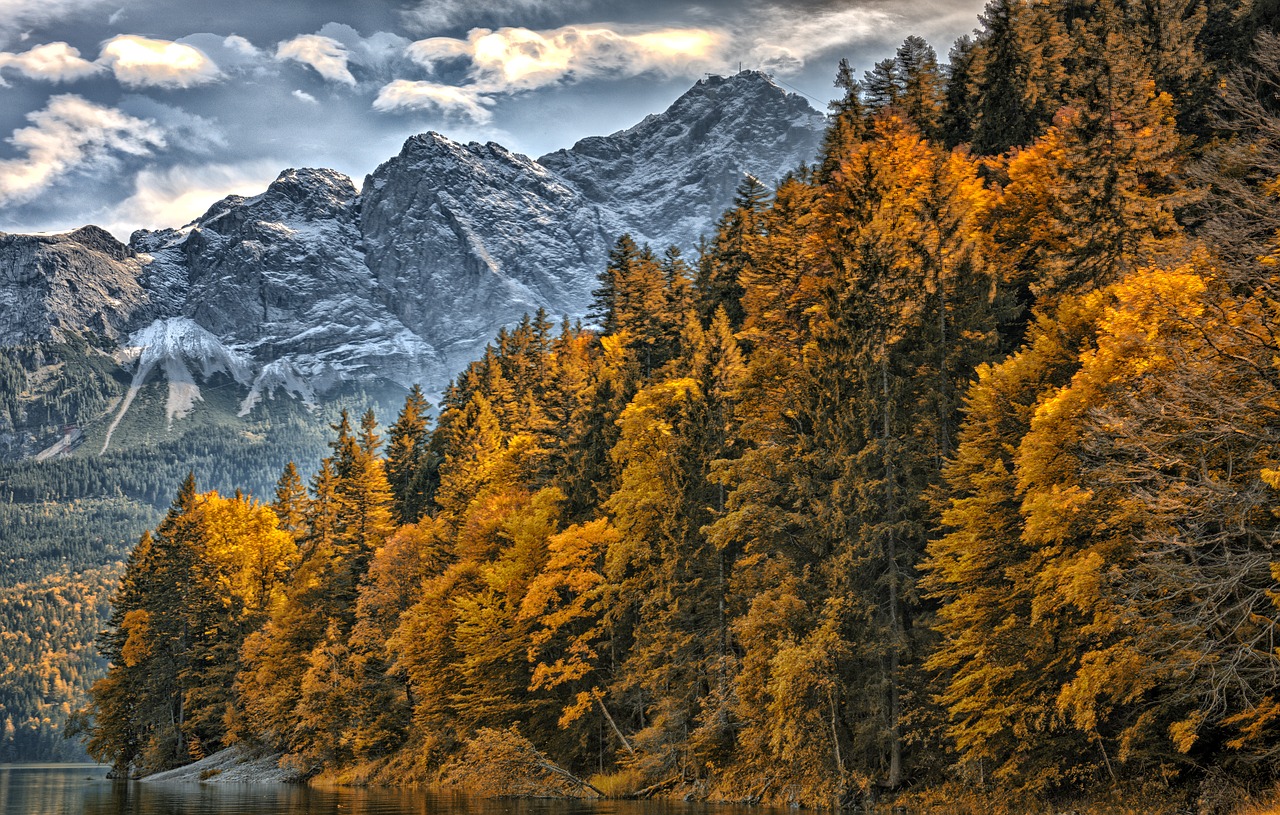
540 71 827 252
361 71 825 373
102 317 252 451
0 71 826 446
133 168 444 393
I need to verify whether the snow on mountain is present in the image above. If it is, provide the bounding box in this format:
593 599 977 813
0 71 827 445
102 317 253 451
239 358 316 417
133 167 446 392
361 71 826 374
540 71 827 253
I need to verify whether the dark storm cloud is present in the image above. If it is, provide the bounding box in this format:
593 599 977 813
0 0 988 238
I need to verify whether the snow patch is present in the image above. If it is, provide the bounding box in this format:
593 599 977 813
238 357 317 416
101 317 253 451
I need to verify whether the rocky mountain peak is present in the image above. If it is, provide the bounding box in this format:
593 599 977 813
258 168 358 217
66 225 135 262
540 70 826 253
0 72 829 445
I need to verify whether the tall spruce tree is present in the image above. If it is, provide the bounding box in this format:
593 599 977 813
695 175 769 329
387 385 433 524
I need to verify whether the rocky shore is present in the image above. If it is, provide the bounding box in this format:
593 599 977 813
140 745 303 784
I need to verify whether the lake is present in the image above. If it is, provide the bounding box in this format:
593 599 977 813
0 765 771 815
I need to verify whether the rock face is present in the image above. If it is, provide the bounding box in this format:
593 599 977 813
133 167 443 399
541 71 827 253
0 71 826 441
361 135 611 373
0 226 150 346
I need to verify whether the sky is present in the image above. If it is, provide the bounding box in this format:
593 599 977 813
0 0 990 240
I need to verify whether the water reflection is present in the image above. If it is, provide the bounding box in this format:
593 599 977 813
1 766 776 815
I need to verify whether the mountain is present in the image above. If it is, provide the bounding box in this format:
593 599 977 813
540 70 825 253
360 134 611 374
0 70 826 458
129 167 443 419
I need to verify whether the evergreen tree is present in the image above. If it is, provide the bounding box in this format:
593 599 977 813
590 235 644 335
272 462 308 535
863 36 945 136
386 385 433 524
695 175 769 329
940 35 979 147
965 0 1070 154
821 58 869 180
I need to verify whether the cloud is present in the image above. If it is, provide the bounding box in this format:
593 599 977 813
0 93 166 206
275 34 355 85
381 23 724 120
100 160 280 237
117 96 227 154
400 0 590 35
292 88 318 104
731 1 989 77
313 23 410 72
0 0 113 47
745 5 898 69
372 79 493 121
99 35 222 88
0 41 102 82
408 25 724 91
222 34 263 58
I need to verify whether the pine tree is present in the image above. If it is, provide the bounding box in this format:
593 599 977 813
332 409 395 631
695 175 770 329
821 58 869 180
921 297 1104 790
941 35 979 147
272 462 308 535
863 36 945 137
329 410 359 480
435 391 506 521
989 51 1190 305
591 235 644 335
386 385 433 524
965 0 1071 155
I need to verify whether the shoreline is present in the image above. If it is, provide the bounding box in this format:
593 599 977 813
139 745 304 785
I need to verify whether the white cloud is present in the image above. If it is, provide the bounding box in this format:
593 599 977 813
0 93 166 206
222 34 263 58
99 34 221 88
408 25 724 92
0 0 113 48
381 23 724 120
0 41 102 82
99 160 279 238
275 34 355 85
372 79 493 121
118 96 226 154
741 6 899 73
313 23 410 71
292 89 318 104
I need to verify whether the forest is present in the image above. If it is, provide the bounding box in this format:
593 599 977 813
81 0 1280 809
0 376 390 761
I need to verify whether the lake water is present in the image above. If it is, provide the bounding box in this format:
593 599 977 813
0 765 770 815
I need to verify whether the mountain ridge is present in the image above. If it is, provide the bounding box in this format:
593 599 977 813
0 70 826 459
